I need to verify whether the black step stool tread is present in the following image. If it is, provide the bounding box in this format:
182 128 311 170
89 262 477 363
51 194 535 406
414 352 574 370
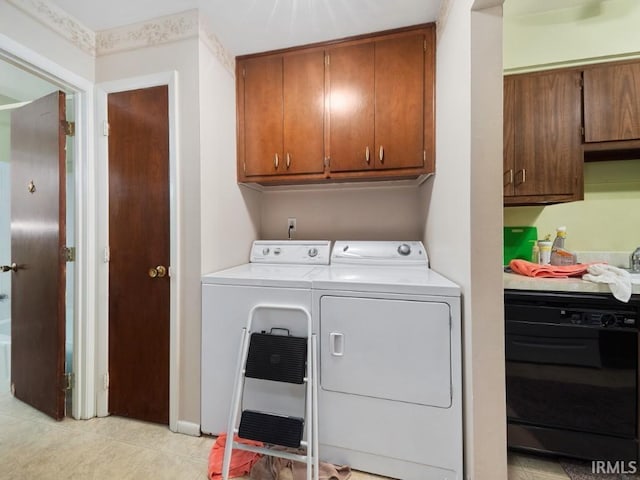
239 410 304 448
245 332 307 384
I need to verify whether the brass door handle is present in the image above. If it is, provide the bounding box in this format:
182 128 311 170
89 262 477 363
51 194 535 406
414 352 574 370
1 263 17 273
148 265 167 278
286 153 291 169
365 146 370 164
379 145 384 163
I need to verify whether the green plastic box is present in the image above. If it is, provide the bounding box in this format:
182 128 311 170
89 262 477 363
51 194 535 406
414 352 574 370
504 226 538 266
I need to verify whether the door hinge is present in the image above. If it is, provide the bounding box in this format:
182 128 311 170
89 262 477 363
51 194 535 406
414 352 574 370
103 246 110 263
423 150 426 165
324 156 330 168
63 372 75 391
103 120 110 136
243 161 246 174
63 121 75 136
242 67 246 78
325 55 330 66
580 126 585 137
103 372 109 391
424 39 427 51
63 246 75 262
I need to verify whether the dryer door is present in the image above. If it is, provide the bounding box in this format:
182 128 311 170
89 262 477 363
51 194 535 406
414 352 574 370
320 296 452 407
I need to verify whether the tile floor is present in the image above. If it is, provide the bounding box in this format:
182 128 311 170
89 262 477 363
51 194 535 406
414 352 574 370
0 392 391 480
508 452 570 480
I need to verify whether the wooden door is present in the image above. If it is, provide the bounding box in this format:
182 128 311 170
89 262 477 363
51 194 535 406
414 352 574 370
9 91 66 420
513 71 582 197
241 55 284 176
374 33 425 170
584 61 640 142
503 76 516 197
108 86 170 425
328 42 375 173
282 50 325 174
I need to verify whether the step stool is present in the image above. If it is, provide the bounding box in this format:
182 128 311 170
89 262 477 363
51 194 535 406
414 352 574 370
221 304 319 480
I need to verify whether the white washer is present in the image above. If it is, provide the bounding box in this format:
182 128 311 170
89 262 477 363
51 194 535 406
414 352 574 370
312 241 462 480
201 240 331 436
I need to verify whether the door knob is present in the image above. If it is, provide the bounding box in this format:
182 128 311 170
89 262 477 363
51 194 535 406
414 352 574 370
148 265 167 278
1 263 17 273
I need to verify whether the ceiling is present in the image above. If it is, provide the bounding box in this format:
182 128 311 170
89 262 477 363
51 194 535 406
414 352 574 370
49 0 444 56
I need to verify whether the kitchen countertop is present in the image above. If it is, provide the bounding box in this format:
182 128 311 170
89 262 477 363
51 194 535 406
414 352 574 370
504 272 640 295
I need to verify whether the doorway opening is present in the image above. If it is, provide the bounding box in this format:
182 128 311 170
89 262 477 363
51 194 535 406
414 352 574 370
0 58 75 417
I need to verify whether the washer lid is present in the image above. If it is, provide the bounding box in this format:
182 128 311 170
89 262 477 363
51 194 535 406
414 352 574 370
202 263 326 288
331 241 428 266
313 265 460 296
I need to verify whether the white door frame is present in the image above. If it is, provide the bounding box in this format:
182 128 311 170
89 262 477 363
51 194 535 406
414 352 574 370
95 72 180 432
0 33 96 420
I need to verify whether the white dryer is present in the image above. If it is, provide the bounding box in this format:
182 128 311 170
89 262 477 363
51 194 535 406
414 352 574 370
201 240 331 436
312 241 462 480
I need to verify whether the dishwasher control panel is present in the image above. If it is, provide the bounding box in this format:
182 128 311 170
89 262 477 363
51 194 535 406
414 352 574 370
561 309 637 328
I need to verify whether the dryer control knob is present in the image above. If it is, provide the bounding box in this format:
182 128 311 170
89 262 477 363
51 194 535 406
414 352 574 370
308 247 319 257
398 243 411 256
262 247 270 255
273 248 282 255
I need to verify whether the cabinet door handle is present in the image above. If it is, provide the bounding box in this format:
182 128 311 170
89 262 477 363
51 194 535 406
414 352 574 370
515 168 526 185
274 153 279 169
365 146 370 164
504 169 514 186
286 153 291 169
379 145 384 163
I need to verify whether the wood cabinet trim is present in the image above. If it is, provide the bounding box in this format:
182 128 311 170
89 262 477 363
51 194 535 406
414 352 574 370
236 23 434 61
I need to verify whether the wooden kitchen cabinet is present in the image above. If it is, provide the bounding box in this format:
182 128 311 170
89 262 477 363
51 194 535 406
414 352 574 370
583 61 640 143
237 49 325 180
503 70 583 205
236 24 435 185
328 31 429 174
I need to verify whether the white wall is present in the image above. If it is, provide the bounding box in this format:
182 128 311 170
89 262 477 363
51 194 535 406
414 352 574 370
260 184 423 241
0 2 95 82
423 1 506 479
198 40 260 274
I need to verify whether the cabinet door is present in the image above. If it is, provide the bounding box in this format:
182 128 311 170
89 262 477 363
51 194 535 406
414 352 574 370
374 33 425 170
327 43 375 173
584 62 640 142
242 55 283 176
503 76 515 197
514 71 582 197
283 50 325 174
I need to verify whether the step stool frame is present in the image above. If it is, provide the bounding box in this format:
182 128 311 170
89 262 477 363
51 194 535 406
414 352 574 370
221 304 319 480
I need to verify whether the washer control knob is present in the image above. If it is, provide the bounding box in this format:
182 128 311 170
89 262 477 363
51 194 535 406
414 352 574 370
273 248 282 255
308 247 319 258
262 247 270 255
398 243 411 256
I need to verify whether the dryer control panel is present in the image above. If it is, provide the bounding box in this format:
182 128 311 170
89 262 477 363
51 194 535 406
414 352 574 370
331 241 429 266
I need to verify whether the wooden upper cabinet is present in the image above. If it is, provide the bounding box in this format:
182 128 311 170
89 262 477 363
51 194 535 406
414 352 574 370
241 55 283 177
283 50 325 174
328 42 375 173
503 76 515 197
583 61 640 143
374 33 425 170
504 70 583 204
238 50 325 178
236 24 435 185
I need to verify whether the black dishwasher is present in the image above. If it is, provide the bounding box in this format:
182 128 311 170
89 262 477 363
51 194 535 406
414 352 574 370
505 290 640 462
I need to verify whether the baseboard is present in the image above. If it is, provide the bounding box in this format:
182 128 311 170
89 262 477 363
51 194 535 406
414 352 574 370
176 420 201 437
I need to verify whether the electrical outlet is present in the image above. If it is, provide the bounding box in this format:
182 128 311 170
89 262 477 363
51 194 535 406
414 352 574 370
287 218 297 233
